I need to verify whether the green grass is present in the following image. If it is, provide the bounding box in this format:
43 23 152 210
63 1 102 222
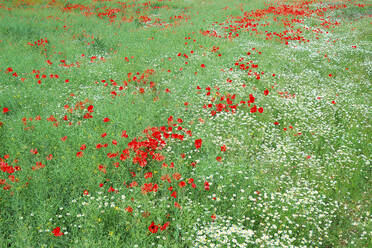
0 0 371 247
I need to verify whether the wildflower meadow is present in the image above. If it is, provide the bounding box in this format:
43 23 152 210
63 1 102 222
0 0 371 247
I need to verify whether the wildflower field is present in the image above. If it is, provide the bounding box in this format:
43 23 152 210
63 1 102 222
0 0 371 247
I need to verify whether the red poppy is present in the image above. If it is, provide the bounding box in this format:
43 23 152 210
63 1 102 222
3 108 10 114
87 105 94 113
264 89 269 96
148 222 158 233
248 94 255 104
121 130 128 138
195 139 202 149
221 145 227 152
171 191 177 198
204 181 210 191
103 118 110 122
211 214 216 221
201 64 205 68
144 172 153 179
61 136 67 142
179 181 186 188
250 105 257 113
258 107 264 113
52 227 64 237
160 222 170 231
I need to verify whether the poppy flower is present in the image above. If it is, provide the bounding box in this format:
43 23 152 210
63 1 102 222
171 191 177 198
52 227 64 237
221 145 227 152
250 105 257 113
3 108 10 114
258 107 264 113
87 105 94 113
103 118 110 122
179 181 186 188
195 139 202 149
148 222 158 233
121 130 128 138
201 64 205 68
248 94 255 104
160 222 170 231
144 172 153 179
264 89 269 96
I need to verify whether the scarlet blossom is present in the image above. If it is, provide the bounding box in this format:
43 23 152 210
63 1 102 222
121 130 128 138
221 145 227 152
264 89 269 96
61 136 67 142
80 144 86 150
52 227 64 237
76 151 83 157
194 139 202 149
174 202 181 209
171 191 177 198
204 181 210 191
3 108 10 114
179 181 186 188
98 165 106 174
87 105 94 113
201 64 206 68
148 222 158 233
250 105 257 113
144 172 153 179
258 107 264 113
248 94 255 104
103 118 110 122
160 222 170 231
172 172 181 180
216 156 222 162
125 206 133 213
83 190 89 195
274 122 279 125
211 214 216 221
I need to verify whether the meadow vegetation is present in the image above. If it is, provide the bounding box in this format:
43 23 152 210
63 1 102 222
0 0 371 247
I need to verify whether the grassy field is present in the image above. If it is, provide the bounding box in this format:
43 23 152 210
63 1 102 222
0 0 371 247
